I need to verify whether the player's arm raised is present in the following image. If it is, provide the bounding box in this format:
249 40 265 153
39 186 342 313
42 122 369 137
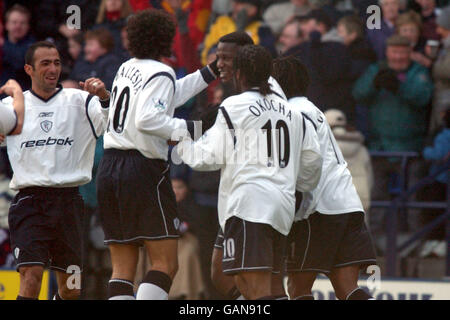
173 61 218 108
80 77 111 137
0 79 24 136
297 116 323 192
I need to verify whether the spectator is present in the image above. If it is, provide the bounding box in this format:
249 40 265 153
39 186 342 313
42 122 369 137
414 0 441 40
367 0 400 60
35 0 101 69
324 109 374 226
277 17 306 54
429 5 450 135
168 176 206 300
36 0 100 41
94 0 133 60
337 14 377 137
337 14 377 80
418 108 449 258
212 0 232 15
419 106 450 257
68 33 84 63
263 0 312 35
128 0 151 11
396 10 433 67
201 0 276 65
69 28 122 90
285 9 355 122
353 35 433 233
353 35 433 153
167 0 212 74
1 4 36 89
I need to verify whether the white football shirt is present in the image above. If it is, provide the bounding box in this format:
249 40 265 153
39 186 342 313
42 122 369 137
0 101 16 135
289 96 364 220
177 90 322 235
5 86 109 190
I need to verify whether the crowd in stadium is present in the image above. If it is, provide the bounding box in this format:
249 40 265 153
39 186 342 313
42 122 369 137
0 0 449 299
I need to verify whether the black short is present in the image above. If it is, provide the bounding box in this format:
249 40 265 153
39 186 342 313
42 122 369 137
285 212 377 274
8 187 84 272
222 216 286 275
97 149 180 246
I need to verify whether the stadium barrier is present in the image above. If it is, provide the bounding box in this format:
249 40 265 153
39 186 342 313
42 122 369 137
370 151 450 277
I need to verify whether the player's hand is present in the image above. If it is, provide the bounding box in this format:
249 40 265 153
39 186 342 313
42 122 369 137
0 79 23 97
208 57 220 78
0 135 5 144
80 78 110 100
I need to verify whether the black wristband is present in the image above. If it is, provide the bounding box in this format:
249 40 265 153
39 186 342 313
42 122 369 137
200 66 217 84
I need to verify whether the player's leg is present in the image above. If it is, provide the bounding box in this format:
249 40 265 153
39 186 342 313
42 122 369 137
211 229 242 299
54 270 81 300
328 265 371 300
17 265 44 299
136 239 178 300
8 190 52 300
330 212 377 300
234 271 272 300
96 151 142 300
108 243 139 300
50 190 85 300
287 271 317 300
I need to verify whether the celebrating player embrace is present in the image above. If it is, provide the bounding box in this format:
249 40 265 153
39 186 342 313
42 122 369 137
176 45 323 300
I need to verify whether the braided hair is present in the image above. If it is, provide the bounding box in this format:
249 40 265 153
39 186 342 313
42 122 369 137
233 45 273 96
272 55 310 99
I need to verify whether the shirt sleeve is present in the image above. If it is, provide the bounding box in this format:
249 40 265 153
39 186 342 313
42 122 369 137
135 73 188 140
0 100 17 135
85 93 109 139
297 116 323 192
173 67 216 108
175 110 231 171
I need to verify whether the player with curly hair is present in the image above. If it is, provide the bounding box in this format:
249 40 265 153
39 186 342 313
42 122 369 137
96 9 218 300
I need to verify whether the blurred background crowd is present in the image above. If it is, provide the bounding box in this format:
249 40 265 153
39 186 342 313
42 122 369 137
0 0 449 299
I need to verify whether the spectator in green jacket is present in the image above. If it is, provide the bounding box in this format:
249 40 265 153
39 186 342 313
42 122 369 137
353 34 434 235
352 34 434 153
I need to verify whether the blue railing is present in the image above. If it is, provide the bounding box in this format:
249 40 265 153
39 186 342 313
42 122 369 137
370 151 450 277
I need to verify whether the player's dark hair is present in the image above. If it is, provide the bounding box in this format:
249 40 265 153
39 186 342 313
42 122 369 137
127 9 176 59
25 41 58 68
219 31 254 47
234 45 272 96
272 55 310 99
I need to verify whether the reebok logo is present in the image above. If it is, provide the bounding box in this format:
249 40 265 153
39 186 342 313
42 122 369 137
20 137 74 149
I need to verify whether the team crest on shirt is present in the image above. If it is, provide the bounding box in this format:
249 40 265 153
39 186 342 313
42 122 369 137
40 120 53 133
152 98 167 111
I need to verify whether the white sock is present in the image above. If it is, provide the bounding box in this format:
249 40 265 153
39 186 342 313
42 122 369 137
136 282 168 300
109 295 136 300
